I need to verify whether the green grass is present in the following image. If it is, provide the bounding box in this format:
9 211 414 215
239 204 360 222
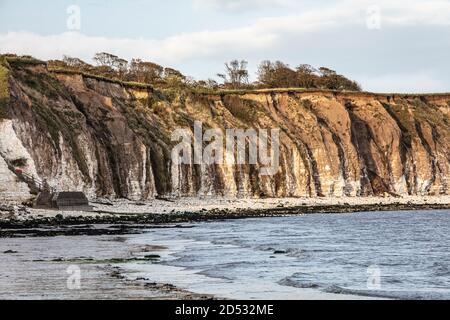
30 96 91 182
48 67 450 97
49 68 153 90
0 64 10 119
193 88 450 96
4 56 46 67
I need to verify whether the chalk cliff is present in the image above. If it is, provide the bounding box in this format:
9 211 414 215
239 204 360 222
1 59 449 202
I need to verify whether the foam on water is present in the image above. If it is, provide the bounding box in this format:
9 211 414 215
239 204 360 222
1 210 448 299
120 210 450 300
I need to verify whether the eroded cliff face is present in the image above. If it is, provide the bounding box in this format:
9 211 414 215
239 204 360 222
0 62 449 201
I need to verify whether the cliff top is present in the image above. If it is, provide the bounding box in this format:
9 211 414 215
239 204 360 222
2 55 450 98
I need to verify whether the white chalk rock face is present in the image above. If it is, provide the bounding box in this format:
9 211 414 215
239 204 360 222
0 156 32 203
0 120 36 202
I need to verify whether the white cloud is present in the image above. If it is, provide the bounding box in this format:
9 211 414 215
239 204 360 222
1 0 448 63
0 4 367 62
359 72 448 93
192 0 296 12
0 4 346 64
0 29 277 65
377 0 450 26
0 0 449 91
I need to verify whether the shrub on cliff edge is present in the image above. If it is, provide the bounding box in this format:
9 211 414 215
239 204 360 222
0 60 10 119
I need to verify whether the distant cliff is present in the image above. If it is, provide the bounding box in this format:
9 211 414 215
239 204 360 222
1 59 449 202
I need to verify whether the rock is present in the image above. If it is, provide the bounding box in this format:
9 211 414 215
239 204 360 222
3 250 18 254
144 254 160 260
52 258 64 261
92 199 114 206
2 62 450 201
0 205 14 212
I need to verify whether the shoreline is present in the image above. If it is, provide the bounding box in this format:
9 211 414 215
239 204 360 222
1 196 450 234
2 199 448 300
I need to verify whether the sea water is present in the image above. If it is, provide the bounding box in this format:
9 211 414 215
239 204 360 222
0 210 449 299
122 210 450 299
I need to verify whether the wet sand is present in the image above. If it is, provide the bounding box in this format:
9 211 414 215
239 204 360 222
0 232 213 300
1 196 449 300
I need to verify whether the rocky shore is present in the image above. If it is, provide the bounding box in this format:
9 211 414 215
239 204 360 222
2 196 448 300
1 196 449 237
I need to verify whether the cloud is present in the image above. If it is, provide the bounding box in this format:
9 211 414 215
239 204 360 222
0 29 277 65
359 72 448 93
0 3 348 64
0 0 449 91
0 3 371 62
377 0 450 26
1 0 449 63
192 0 296 12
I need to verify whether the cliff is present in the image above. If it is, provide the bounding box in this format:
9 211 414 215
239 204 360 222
1 59 449 202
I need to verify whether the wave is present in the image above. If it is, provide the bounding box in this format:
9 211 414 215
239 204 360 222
278 276 321 289
431 262 450 277
278 276 450 300
323 285 450 300
254 245 313 258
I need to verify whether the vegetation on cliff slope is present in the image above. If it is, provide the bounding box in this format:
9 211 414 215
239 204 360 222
5 52 362 92
11 64 91 182
0 57 10 119
2 54 449 199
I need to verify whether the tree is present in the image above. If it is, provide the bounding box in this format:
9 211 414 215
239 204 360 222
62 55 90 70
196 79 219 90
92 52 125 78
296 64 318 88
317 67 361 91
206 79 219 90
93 52 118 68
114 58 128 79
218 60 249 89
257 60 298 88
129 58 164 83
164 67 185 80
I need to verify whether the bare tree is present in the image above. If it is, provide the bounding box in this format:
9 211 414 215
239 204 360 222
129 59 164 83
164 67 185 80
93 52 118 68
113 58 128 79
218 60 249 88
62 55 91 70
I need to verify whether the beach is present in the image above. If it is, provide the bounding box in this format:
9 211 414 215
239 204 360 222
1 196 449 300
2 195 450 230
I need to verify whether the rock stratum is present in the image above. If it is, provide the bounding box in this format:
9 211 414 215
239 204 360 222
1 60 449 202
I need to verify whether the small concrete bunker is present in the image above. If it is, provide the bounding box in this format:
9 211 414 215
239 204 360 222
51 192 93 211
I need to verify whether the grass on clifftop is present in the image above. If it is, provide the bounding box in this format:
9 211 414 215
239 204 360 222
49 68 154 90
0 62 10 119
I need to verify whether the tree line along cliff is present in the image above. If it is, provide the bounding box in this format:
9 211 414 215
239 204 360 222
0 56 449 201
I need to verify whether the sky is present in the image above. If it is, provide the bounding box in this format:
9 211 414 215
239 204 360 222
0 0 449 92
